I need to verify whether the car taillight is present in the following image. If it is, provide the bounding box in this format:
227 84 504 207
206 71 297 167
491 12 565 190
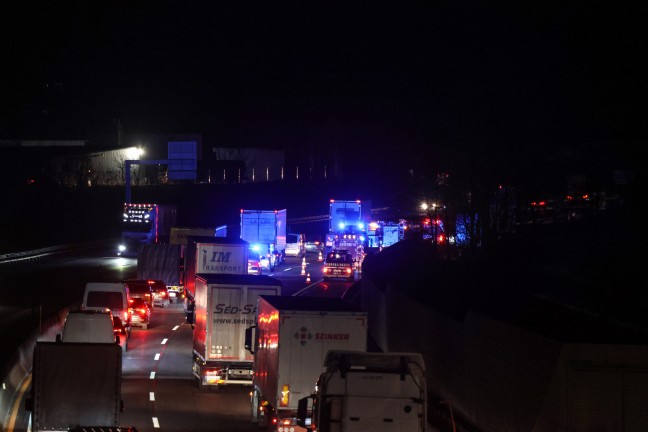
139 308 146 314
161 292 167 297
346 268 352 274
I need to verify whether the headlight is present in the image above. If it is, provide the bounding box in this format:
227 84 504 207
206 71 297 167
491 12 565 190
118 245 126 252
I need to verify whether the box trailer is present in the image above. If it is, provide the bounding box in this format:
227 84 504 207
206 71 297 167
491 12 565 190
184 236 249 298
246 296 368 431
26 342 123 431
192 273 281 388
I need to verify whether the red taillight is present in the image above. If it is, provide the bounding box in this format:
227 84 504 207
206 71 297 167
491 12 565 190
139 308 146 314
129 299 134 304
161 292 167 297
346 268 352 274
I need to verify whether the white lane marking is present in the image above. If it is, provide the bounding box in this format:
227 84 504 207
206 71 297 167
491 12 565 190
154 353 161 361
161 338 168 345
172 325 180 331
150 372 156 379
283 267 292 271
149 392 155 401
152 417 160 428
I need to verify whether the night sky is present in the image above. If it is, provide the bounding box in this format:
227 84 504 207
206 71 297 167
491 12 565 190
1 1 646 185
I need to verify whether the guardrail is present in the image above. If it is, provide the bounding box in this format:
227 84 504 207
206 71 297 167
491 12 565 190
0 240 118 265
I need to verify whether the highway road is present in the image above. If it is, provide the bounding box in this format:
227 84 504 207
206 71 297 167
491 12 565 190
1 249 357 431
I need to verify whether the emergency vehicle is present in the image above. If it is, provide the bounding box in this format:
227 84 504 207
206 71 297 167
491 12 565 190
323 249 355 282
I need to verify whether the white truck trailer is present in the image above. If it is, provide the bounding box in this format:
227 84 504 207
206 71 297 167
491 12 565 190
297 350 428 432
245 296 368 431
183 236 249 298
240 209 287 270
192 273 281 388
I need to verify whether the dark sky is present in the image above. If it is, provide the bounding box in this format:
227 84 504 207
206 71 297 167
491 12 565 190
1 1 646 182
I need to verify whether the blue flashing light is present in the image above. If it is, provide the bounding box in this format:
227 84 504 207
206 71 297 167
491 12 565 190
338 222 346 229
359 236 365 242
251 244 261 252
358 222 364 229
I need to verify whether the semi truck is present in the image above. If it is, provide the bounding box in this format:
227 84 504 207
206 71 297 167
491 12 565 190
240 209 287 270
137 243 184 302
136 226 229 302
297 350 428 432
170 225 228 245
245 296 368 431
117 203 177 257
192 273 281 388
25 341 123 431
184 236 250 299
329 200 365 233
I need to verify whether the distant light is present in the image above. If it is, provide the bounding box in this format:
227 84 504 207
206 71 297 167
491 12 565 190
421 203 429 211
357 222 364 229
338 222 345 229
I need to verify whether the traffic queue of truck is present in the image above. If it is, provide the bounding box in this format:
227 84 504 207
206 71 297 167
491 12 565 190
25 200 419 431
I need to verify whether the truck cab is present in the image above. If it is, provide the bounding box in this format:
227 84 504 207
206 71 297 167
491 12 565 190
298 350 428 432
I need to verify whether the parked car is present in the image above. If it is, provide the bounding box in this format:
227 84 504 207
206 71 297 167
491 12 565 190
128 297 151 330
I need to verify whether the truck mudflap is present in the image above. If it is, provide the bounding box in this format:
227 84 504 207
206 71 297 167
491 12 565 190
192 358 254 387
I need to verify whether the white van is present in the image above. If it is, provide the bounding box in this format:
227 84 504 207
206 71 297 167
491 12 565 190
61 310 115 343
82 282 131 332
285 233 305 257
59 310 128 352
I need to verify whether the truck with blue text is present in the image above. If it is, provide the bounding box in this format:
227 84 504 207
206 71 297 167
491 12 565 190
297 351 428 432
192 273 281 388
240 209 287 270
245 296 368 431
183 236 249 299
117 203 177 257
